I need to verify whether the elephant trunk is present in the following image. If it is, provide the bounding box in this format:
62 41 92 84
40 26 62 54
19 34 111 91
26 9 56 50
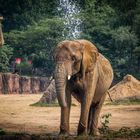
54 63 67 107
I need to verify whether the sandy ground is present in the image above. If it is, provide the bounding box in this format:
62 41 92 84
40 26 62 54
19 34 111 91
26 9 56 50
0 94 140 135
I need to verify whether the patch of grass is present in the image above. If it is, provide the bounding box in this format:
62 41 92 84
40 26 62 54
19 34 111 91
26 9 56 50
30 102 77 107
101 127 140 138
0 129 140 139
0 128 6 135
30 102 60 107
99 112 140 138
105 99 140 106
100 113 112 134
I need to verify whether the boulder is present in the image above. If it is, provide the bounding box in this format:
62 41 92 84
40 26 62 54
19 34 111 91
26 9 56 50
0 73 52 94
39 77 51 92
1 73 14 94
107 74 140 101
38 79 57 103
19 76 31 94
0 73 20 94
31 77 40 93
11 74 20 93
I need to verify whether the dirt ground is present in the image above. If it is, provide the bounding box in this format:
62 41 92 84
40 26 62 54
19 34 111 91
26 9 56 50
0 94 140 135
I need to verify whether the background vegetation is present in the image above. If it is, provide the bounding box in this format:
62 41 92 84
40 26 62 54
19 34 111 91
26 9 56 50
0 0 140 81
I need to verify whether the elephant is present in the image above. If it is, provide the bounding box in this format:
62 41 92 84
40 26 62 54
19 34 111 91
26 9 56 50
53 39 113 136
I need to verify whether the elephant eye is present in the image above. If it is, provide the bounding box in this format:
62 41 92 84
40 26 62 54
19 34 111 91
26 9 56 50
72 56 76 61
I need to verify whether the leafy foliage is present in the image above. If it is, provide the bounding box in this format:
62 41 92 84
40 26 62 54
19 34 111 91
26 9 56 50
4 18 64 75
0 45 13 72
99 113 140 138
100 113 112 134
16 61 33 75
0 0 58 31
81 0 140 80
103 127 140 138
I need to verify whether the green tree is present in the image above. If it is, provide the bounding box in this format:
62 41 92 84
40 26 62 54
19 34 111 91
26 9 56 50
110 27 138 79
0 45 13 72
0 0 58 31
5 17 64 75
80 0 140 80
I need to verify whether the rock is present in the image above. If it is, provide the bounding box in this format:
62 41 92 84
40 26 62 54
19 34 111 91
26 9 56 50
31 77 40 93
0 73 52 94
1 73 14 94
38 79 57 104
19 76 31 94
11 74 20 93
107 74 140 101
39 77 51 92
38 78 80 105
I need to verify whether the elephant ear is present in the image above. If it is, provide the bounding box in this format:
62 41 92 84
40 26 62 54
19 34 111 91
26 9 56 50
78 40 99 79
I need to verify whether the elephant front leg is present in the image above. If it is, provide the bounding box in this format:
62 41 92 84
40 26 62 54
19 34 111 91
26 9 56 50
60 90 71 135
78 96 93 135
77 70 98 136
60 107 70 135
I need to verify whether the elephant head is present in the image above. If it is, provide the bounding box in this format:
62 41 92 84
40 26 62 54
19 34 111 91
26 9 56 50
54 40 99 107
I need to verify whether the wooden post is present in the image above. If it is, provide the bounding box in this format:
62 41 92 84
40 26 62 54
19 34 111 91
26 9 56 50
0 16 4 47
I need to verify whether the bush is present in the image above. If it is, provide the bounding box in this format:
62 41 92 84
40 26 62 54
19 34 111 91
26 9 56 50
16 61 33 75
0 45 13 72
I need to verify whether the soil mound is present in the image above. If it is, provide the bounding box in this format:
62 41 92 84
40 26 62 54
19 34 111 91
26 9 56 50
107 74 140 101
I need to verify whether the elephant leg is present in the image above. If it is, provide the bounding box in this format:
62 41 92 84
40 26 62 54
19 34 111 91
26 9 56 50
77 70 98 136
60 90 71 135
87 104 94 133
78 97 93 135
89 93 106 136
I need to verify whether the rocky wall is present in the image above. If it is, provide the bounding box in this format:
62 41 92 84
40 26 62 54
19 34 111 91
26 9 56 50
0 73 50 94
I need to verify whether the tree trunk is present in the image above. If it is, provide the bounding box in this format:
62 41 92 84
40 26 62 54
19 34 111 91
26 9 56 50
0 17 4 47
0 73 3 94
38 79 57 104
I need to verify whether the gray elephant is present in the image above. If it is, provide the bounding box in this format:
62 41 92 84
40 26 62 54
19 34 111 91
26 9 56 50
54 39 113 136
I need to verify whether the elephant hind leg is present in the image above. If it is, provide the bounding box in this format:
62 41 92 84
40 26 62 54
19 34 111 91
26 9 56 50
87 102 99 134
89 93 106 136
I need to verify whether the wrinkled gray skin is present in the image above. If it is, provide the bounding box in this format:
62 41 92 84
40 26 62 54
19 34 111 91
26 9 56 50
54 40 113 136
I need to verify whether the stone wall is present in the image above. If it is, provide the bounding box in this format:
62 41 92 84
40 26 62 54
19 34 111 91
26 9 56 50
0 73 51 94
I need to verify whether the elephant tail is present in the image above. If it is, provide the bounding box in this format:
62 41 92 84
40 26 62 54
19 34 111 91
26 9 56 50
107 91 114 102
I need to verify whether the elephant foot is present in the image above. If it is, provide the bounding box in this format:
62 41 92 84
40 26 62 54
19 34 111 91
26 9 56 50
89 129 100 136
59 131 69 136
59 126 69 136
77 122 87 136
